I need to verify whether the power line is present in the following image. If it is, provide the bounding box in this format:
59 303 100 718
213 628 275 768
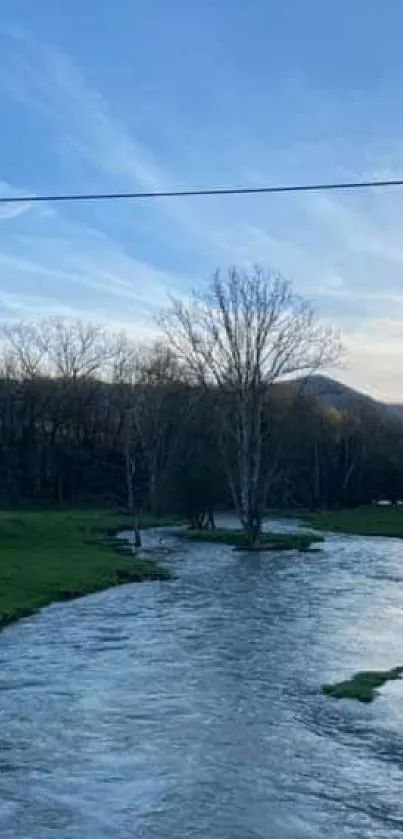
2 176 403 205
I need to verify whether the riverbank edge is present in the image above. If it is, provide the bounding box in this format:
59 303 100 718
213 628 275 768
0 513 174 633
265 506 403 539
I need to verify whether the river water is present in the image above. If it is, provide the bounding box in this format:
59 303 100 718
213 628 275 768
1 519 403 838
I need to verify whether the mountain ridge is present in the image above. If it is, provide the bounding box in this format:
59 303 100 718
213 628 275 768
302 375 403 421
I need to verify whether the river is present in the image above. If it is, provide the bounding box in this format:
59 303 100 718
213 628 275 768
1 518 403 838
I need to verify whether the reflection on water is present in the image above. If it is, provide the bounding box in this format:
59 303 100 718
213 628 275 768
1 520 403 837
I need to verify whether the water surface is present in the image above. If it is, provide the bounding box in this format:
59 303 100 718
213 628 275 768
1 520 403 837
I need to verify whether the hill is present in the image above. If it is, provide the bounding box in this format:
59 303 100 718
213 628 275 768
303 375 403 421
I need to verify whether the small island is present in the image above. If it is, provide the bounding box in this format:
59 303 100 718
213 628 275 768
322 666 403 703
177 527 323 553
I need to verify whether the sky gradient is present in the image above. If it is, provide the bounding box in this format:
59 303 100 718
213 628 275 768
1 1 403 399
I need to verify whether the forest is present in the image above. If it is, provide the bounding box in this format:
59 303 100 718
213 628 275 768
1 268 402 528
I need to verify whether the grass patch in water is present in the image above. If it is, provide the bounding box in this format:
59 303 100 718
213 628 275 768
177 527 322 552
322 666 403 703
0 509 171 631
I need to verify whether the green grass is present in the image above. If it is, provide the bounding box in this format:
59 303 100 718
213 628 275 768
0 509 172 630
296 506 403 539
322 666 403 703
176 527 323 552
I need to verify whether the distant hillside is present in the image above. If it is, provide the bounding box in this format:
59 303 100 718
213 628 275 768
302 375 403 422
386 403 403 420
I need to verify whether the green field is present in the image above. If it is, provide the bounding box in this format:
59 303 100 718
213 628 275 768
297 506 403 538
0 509 171 630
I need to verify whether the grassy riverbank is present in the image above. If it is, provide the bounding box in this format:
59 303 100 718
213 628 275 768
0 509 172 630
177 527 323 552
296 506 403 538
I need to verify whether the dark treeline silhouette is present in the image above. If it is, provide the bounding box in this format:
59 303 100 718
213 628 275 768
0 316 402 519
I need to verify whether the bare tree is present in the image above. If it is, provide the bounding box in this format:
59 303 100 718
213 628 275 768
1 317 117 381
160 266 342 545
1 322 47 379
39 318 113 379
133 341 187 516
109 331 140 385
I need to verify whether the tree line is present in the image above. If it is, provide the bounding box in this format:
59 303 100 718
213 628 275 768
0 267 402 544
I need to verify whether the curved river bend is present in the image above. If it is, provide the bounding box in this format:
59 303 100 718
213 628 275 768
1 520 403 838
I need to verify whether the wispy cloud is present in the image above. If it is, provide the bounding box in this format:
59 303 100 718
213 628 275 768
342 319 403 401
0 286 160 342
0 220 186 303
2 26 403 397
0 26 202 248
0 210 187 335
0 28 193 334
0 181 33 220
0 28 319 261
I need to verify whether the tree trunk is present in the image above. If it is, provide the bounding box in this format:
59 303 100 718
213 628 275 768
125 446 142 549
207 509 216 529
245 508 262 546
149 468 158 518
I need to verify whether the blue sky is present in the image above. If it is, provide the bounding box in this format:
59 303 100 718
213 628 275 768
1 1 403 399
